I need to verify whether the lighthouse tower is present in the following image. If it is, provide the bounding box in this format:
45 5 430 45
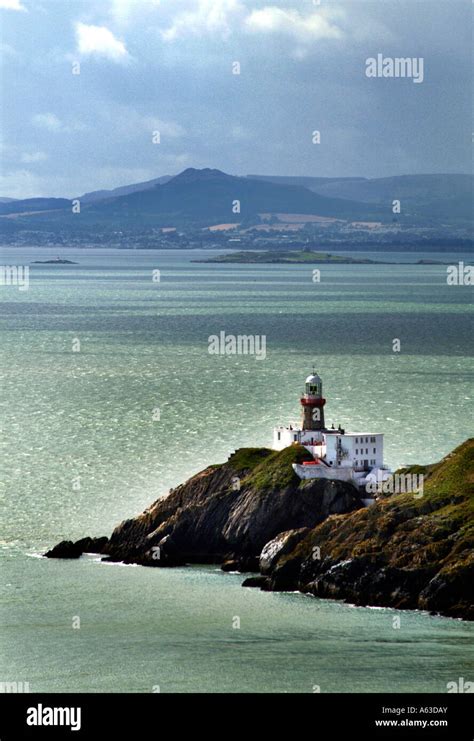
301 372 326 431
273 370 391 498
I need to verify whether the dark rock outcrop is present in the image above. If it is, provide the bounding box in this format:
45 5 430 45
75 536 109 554
242 576 270 589
221 556 260 573
45 445 361 567
259 528 309 575
45 536 108 559
44 439 474 621
45 540 83 559
98 446 361 565
221 560 241 572
253 440 474 621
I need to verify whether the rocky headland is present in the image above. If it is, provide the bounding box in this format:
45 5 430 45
46 439 474 621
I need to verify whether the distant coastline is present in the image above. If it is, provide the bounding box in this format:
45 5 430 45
193 250 448 265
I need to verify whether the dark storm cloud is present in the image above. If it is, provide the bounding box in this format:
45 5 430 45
0 0 471 197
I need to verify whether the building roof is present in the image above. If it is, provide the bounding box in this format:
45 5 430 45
305 373 322 384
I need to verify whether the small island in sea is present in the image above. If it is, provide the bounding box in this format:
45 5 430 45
194 250 381 264
45 372 474 622
193 250 447 265
31 257 78 264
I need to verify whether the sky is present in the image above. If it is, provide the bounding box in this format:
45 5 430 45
0 0 472 198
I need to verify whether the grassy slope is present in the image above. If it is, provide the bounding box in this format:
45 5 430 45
297 439 473 563
289 439 474 617
241 445 314 491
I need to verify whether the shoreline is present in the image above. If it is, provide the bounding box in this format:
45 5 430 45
44 440 474 623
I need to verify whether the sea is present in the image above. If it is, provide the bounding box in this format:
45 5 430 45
0 246 473 692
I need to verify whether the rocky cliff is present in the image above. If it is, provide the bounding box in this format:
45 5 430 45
249 439 474 621
45 439 474 620
45 445 361 569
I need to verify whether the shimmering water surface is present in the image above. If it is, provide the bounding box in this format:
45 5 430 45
1 247 473 692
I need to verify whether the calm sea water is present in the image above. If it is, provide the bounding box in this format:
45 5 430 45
1 247 473 692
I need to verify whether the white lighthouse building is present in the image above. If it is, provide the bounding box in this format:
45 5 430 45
273 371 391 492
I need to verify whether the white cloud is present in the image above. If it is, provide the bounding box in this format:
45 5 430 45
0 0 26 10
21 151 48 163
32 113 63 132
157 2 344 45
31 113 85 133
0 169 43 199
161 0 245 41
245 7 343 42
75 22 129 62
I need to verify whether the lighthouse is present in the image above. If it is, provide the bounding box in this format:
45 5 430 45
273 370 391 496
300 372 326 431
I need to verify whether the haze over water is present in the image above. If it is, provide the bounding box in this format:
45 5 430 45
1 247 473 693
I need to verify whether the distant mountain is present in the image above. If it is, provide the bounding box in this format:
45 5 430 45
1 169 471 228
79 175 172 203
0 197 18 203
247 175 367 189
250 173 473 222
71 168 384 226
0 197 71 216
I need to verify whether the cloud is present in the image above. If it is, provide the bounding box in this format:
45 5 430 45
0 169 44 199
161 0 245 41
0 0 26 10
141 116 186 139
20 151 48 163
75 22 129 62
31 113 85 133
245 7 344 42
158 2 344 46
32 113 63 132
